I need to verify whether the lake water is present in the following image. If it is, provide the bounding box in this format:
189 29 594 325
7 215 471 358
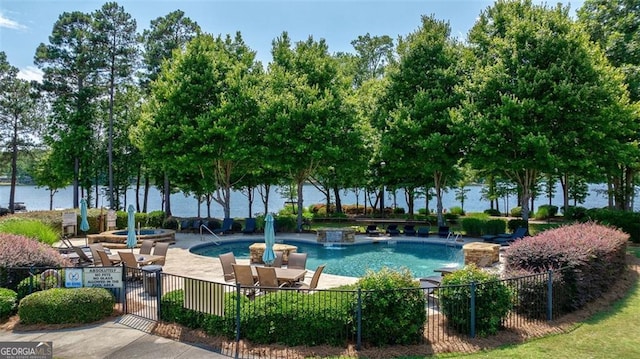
0 183 626 218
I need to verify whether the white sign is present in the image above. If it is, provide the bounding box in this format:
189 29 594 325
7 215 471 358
83 267 123 288
65 268 83 288
107 210 116 229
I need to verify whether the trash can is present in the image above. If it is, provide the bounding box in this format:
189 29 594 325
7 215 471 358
141 265 162 296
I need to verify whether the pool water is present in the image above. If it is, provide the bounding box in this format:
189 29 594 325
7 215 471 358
191 240 463 278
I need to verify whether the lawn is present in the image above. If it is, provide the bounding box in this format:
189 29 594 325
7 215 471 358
435 246 640 359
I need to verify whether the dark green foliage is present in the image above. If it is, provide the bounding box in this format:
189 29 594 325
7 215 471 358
507 219 528 232
484 219 506 235
484 208 501 216
273 215 296 232
147 211 166 228
393 207 406 215
510 206 522 218
0 288 17 320
461 218 483 237
356 268 426 345
449 206 465 216
562 206 588 220
18 288 115 324
535 205 558 220
504 222 628 311
160 289 237 335
440 265 512 336
15 271 64 301
583 208 640 243
162 216 179 230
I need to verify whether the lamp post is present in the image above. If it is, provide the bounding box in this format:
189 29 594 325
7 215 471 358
380 161 386 218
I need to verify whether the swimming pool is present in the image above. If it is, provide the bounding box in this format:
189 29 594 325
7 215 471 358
191 239 463 278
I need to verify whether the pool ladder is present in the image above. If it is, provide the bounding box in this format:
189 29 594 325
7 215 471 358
446 232 461 246
200 224 221 245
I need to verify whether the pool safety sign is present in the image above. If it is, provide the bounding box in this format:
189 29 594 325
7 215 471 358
64 268 83 288
83 267 123 288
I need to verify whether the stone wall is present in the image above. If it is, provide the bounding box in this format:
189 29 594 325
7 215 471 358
462 242 500 267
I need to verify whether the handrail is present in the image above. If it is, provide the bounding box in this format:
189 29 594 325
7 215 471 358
200 224 221 244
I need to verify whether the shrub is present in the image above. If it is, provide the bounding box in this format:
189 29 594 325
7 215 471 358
0 218 59 245
583 208 640 243
484 208 502 217
461 218 483 237
484 219 506 235
510 206 522 217
0 288 17 320
440 265 512 336
147 211 165 228
562 206 587 221
507 219 528 232
356 267 426 346
393 207 406 215
535 205 558 220
15 269 64 301
18 287 115 324
162 216 179 230
0 234 70 290
503 222 628 311
449 206 465 216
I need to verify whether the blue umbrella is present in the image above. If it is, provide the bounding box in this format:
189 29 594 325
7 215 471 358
80 198 89 246
262 213 276 266
126 204 137 252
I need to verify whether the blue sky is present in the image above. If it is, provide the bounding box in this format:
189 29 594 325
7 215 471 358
1 0 584 82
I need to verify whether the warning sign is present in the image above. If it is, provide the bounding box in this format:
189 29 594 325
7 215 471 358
83 267 123 288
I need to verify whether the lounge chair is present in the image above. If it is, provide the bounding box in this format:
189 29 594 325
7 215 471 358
438 226 451 238
386 224 400 236
287 252 307 270
417 226 430 237
256 266 288 293
139 240 154 255
403 225 416 236
219 252 236 282
213 218 234 234
72 246 94 267
152 242 170 265
180 219 192 232
293 264 325 292
493 227 529 246
365 225 380 236
89 243 110 266
242 218 257 234
232 264 257 298
96 249 119 266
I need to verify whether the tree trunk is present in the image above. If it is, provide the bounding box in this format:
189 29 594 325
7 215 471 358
434 172 446 227
163 173 172 217
333 185 342 214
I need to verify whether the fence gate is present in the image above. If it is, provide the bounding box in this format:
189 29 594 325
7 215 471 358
122 267 160 325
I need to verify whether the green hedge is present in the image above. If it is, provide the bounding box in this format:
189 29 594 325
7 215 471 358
0 288 17 320
18 287 115 324
484 219 506 235
461 218 483 237
583 208 640 243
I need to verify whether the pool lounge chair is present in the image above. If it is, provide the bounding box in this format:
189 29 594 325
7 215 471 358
417 226 430 237
72 246 94 267
365 225 380 236
403 225 416 236
492 227 529 246
386 224 400 236
213 218 234 234
242 218 257 234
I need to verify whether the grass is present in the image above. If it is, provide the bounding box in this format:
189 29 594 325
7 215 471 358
431 246 640 359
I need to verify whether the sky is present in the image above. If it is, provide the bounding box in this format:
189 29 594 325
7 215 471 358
1 0 585 82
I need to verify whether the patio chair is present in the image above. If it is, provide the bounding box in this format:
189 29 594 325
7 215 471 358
493 226 529 246
272 251 283 268
386 224 400 236
232 264 257 298
219 252 236 282
242 218 257 234
118 251 142 281
213 218 234 234
417 226 430 237
293 264 325 292
287 252 307 270
89 243 110 266
403 225 416 236
72 246 94 267
139 240 154 255
365 224 380 236
96 249 118 266
256 266 288 293
152 242 170 265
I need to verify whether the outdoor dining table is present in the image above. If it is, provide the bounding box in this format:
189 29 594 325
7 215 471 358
108 253 165 266
250 267 307 285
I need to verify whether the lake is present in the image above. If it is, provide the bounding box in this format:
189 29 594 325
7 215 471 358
0 183 625 218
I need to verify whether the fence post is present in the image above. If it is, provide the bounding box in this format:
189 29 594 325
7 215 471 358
156 269 163 320
547 269 553 321
235 283 241 359
357 288 362 351
470 281 476 338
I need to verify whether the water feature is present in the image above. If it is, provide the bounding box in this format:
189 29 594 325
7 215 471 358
191 239 463 278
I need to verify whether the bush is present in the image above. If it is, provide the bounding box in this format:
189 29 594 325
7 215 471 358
0 218 59 245
18 287 115 324
562 206 587 221
503 222 628 311
484 219 506 235
535 205 558 220
583 208 640 243
0 234 70 290
440 265 512 336
449 206 465 216
356 268 426 345
15 269 64 301
507 219 528 233
510 206 522 217
162 216 179 230
0 288 17 320
461 218 483 237
484 208 502 217
147 211 165 228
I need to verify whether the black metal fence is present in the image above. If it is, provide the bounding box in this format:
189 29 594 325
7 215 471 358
2 263 635 358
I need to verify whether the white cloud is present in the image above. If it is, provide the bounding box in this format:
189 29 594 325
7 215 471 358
0 13 27 30
18 66 43 83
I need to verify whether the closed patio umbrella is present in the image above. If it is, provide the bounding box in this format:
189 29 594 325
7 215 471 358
126 204 137 252
80 198 90 247
262 213 276 266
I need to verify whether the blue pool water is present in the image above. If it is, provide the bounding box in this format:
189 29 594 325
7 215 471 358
191 239 463 278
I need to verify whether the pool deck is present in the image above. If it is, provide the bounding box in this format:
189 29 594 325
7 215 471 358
64 232 486 289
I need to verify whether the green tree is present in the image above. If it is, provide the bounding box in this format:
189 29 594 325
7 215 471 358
458 0 636 221
379 16 465 226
